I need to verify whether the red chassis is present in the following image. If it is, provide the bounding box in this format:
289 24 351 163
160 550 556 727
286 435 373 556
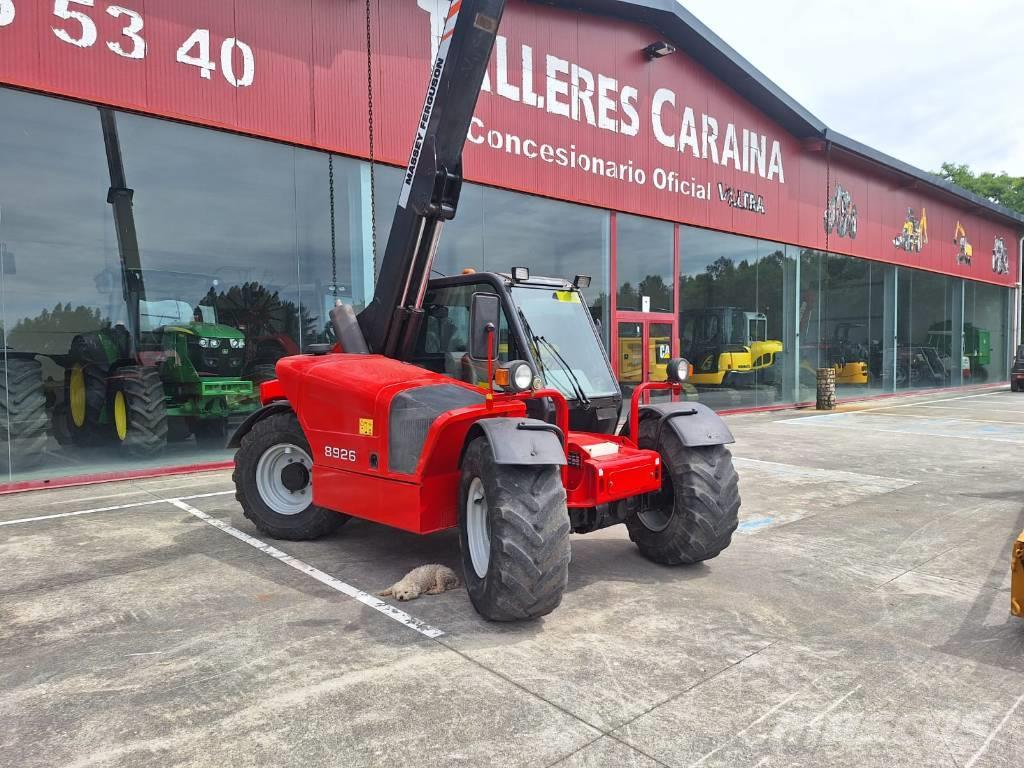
259 353 672 535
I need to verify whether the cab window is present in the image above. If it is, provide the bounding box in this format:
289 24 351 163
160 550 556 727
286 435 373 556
413 282 516 383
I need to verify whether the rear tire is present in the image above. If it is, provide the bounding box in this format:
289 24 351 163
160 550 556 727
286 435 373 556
233 411 348 540
0 358 48 471
458 436 570 622
626 419 740 565
109 366 168 458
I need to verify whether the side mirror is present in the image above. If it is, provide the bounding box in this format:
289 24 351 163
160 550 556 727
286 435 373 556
469 292 500 361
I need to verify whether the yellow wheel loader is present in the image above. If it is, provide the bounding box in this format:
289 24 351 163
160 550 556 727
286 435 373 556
681 308 783 389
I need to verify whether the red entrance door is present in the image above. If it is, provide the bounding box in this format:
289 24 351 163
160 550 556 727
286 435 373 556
614 314 676 401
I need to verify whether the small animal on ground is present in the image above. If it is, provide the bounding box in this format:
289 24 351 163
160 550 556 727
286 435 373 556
379 564 460 601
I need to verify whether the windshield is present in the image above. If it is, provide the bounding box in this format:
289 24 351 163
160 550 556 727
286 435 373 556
511 285 617 400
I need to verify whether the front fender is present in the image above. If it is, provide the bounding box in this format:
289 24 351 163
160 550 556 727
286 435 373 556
464 417 566 466
634 401 734 448
226 400 293 449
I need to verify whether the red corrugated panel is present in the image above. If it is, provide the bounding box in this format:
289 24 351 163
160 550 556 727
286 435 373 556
0 0 1016 286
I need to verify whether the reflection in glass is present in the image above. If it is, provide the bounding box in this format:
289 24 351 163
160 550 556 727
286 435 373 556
616 214 673 313
679 227 793 410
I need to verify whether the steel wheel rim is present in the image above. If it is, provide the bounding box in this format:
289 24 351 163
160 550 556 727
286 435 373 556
113 391 128 441
255 443 312 516
466 476 490 578
70 366 87 428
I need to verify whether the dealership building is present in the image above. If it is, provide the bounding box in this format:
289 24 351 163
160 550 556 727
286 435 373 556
0 0 1020 487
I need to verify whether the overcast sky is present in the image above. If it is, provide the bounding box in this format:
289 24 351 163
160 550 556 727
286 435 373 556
682 0 1024 176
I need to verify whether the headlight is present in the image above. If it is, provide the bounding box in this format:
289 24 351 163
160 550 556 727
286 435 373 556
666 358 691 383
209 338 221 349
494 360 534 393
229 338 244 349
512 361 533 391
199 337 209 348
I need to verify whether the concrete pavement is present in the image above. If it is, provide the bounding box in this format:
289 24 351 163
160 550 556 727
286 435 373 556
1 388 1022 767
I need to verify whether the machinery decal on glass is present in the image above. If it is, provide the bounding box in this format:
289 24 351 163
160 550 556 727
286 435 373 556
893 207 927 252
992 236 1010 275
823 183 858 239
953 221 972 266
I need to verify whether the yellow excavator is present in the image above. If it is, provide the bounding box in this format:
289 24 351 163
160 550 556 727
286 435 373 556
680 307 784 388
1013 531 1024 618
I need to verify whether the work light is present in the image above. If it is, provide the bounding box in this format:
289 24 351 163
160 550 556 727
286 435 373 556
494 360 535 393
666 358 690 383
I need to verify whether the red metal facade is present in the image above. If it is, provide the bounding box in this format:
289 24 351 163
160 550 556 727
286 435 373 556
0 0 1017 286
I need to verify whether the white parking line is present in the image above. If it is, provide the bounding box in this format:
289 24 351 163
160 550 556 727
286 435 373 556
965 693 1024 768
850 390 1005 413
0 490 235 527
168 499 445 639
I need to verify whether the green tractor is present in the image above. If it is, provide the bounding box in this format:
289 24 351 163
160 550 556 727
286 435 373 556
65 298 256 456
60 108 257 457
925 320 990 383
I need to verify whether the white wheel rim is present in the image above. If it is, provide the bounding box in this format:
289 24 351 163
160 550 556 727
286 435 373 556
255 443 312 516
466 476 490 578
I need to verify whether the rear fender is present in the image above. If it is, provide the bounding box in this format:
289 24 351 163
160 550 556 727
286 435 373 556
625 401 734 448
227 400 293 449
462 417 566 467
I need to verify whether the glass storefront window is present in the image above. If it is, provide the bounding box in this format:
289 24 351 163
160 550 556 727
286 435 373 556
0 87 367 484
964 282 1010 383
896 269 960 391
679 227 795 410
616 214 674 313
799 251 894 400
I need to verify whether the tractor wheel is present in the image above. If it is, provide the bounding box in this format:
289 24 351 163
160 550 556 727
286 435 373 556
65 361 108 446
458 436 570 622
108 366 168 458
625 419 740 565
193 418 229 449
233 411 348 540
0 358 48 471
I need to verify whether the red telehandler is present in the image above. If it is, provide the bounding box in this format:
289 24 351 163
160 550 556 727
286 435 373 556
229 0 741 621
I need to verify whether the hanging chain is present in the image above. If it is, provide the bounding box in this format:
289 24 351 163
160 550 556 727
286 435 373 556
824 141 831 258
328 153 338 297
365 0 378 282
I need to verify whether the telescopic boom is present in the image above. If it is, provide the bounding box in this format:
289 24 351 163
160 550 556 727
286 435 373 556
356 0 505 359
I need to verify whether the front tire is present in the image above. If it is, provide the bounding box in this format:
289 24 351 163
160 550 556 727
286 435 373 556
626 419 740 565
233 411 348 540
108 366 168 458
65 360 108 446
458 436 570 621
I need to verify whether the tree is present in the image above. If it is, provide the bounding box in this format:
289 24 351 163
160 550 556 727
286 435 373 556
6 303 109 356
937 163 1024 216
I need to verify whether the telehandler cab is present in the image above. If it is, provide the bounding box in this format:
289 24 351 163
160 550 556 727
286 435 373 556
229 0 740 621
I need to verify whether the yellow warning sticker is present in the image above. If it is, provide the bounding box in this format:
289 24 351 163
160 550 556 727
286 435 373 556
359 418 374 436
554 290 580 303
